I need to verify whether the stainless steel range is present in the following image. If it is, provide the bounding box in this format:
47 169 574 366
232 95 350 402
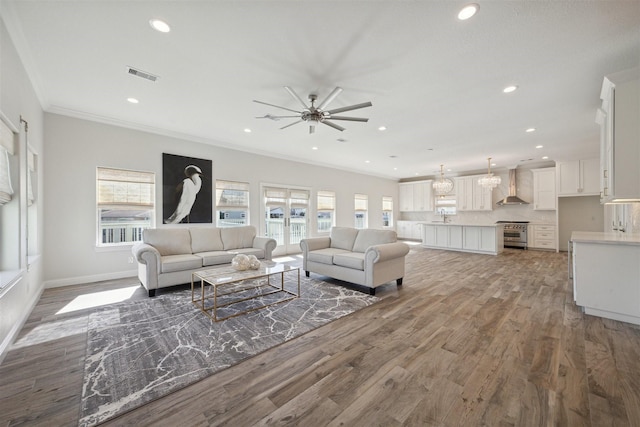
496 221 529 249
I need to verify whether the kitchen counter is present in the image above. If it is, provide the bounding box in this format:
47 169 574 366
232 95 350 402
571 232 640 325
420 222 502 227
421 223 504 255
571 231 640 246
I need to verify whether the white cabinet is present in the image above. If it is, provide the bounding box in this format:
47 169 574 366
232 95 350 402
399 181 433 212
528 224 557 250
531 168 556 210
455 175 492 211
572 234 640 325
598 68 640 203
422 224 502 255
397 221 422 240
556 159 600 196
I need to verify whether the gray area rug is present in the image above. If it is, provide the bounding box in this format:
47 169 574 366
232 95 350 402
79 274 379 426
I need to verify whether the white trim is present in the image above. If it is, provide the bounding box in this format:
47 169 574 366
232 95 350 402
0 277 44 365
43 270 138 289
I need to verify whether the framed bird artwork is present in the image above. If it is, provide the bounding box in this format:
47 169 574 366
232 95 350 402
162 153 213 224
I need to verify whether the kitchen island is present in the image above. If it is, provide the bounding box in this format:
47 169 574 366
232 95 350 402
571 231 640 325
420 223 504 255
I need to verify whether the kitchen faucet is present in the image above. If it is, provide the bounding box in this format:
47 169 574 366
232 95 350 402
440 208 448 223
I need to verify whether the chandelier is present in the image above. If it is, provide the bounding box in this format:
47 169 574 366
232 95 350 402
433 164 454 197
478 157 501 190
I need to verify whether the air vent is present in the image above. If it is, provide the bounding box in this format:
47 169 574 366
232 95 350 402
126 66 158 82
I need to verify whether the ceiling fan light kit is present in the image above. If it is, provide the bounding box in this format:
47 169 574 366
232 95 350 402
254 86 372 134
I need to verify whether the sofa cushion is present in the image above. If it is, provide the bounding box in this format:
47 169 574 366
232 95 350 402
330 227 359 251
228 248 265 259
352 229 397 253
144 228 192 256
221 226 256 250
195 251 235 266
332 252 365 270
307 248 351 265
160 254 203 273
190 227 224 253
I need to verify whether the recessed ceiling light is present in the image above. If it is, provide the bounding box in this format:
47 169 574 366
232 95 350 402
312 146 318 150
414 172 419 176
336 138 347 142
503 85 518 93
365 160 370 163
447 168 452 172
536 145 543 149
393 167 398 171
542 156 549 160
149 19 171 33
526 128 536 133
244 128 251 133
458 3 479 20
491 163 496 167
378 126 387 131
127 97 139 104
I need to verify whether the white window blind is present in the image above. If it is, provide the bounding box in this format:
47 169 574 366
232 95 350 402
0 120 15 205
216 180 249 208
354 193 368 211
289 190 309 208
264 187 287 207
97 167 155 208
317 191 335 210
382 196 393 211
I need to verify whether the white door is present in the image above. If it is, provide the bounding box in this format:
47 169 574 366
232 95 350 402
263 186 310 256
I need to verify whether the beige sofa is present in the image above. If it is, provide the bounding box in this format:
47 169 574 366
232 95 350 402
132 225 277 296
300 227 410 295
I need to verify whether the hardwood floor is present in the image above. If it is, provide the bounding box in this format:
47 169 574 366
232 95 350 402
2 246 640 426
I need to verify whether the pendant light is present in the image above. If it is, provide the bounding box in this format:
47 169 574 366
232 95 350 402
433 164 454 197
478 157 501 190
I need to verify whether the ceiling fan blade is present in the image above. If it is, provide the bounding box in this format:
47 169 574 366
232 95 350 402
327 116 369 122
280 120 303 130
284 86 309 110
321 120 346 132
317 87 343 110
255 115 300 119
253 99 300 114
326 101 373 115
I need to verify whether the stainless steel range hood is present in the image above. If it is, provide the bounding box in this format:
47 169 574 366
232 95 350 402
496 168 529 205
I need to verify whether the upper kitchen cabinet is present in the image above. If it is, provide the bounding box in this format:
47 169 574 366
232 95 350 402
556 159 600 197
399 180 433 212
455 175 492 211
598 67 640 203
531 167 556 210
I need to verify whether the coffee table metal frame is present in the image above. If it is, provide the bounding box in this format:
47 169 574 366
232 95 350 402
191 263 300 321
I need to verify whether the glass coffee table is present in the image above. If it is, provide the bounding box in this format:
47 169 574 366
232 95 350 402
191 263 300 321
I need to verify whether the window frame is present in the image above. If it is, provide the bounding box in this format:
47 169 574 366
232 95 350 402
354 193 368 229
382 195 393 228
316 190 336 234
216 179 250 228
96 166 155 248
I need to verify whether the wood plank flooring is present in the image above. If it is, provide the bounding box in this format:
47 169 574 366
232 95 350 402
2 246 640 426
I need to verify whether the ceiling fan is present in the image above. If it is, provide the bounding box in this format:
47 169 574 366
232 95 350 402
254 86 372 134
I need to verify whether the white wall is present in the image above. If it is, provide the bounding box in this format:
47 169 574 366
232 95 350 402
43 113 399 286
0 16 45 361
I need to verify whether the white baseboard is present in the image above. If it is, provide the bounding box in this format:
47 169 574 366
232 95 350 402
44 270 138 289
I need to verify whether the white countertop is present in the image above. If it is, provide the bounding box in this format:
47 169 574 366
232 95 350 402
571 231 640 245
419 222 503 227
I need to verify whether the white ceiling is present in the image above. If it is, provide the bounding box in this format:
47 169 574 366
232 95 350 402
2 1 639 180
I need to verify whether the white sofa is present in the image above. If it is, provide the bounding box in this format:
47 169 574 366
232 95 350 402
132 225 277 296
300 227 410 295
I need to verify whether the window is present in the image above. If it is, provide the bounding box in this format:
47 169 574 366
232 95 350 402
354 193 368 229
97 167 155 246
317 190 335 233
0 119 15 205
216 180 249 227
382 196 393 227
435 195 457 215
